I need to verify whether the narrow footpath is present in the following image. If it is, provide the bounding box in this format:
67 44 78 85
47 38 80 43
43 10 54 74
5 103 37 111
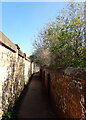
17 72 57 119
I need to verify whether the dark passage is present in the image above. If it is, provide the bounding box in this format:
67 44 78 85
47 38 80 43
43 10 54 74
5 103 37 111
17 72 57 119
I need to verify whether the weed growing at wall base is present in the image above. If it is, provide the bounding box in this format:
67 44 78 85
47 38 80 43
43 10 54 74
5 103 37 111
1 80 30 120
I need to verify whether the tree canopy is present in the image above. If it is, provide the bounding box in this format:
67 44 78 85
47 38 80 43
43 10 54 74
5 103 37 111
32 2 86 68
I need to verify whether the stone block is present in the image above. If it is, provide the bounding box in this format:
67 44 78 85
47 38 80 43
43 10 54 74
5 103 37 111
0 52 2 59
0 60 5 67
3 54 7 61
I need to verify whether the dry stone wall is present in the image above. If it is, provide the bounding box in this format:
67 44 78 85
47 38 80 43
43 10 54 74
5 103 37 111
41 67 86 119
0 31 34 119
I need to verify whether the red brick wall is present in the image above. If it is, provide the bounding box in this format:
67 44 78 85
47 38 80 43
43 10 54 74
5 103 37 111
41 67 86 119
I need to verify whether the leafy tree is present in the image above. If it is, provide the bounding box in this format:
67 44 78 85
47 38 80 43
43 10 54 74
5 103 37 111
33 2 86 68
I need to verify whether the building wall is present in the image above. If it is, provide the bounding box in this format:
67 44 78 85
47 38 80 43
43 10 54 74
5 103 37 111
41 67 86 119
0 31 33 119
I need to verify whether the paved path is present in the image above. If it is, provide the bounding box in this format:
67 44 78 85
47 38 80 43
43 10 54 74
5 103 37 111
17 73 57 119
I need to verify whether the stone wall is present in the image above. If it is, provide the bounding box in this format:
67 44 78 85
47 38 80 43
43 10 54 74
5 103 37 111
0 31 34 119
41 67 86 119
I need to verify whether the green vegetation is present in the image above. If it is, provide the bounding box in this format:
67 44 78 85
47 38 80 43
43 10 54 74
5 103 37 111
32 2 86 68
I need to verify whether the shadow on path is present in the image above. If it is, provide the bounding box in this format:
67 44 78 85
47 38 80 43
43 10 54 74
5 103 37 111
17 72 57 119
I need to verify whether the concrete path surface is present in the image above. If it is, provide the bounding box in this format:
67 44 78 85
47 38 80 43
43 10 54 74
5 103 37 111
17 72 57 119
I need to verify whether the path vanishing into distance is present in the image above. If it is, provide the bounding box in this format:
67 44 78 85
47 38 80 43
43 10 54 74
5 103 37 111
17 72 58 119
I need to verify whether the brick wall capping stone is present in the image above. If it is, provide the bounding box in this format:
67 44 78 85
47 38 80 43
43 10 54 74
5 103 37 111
64 67 86 81
23 53 30 62
41 66 66 74
18 49 25 58
0 31 17 52
15 44 20 50
42 66 86 81
24 53 26 57
25 56 30 62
